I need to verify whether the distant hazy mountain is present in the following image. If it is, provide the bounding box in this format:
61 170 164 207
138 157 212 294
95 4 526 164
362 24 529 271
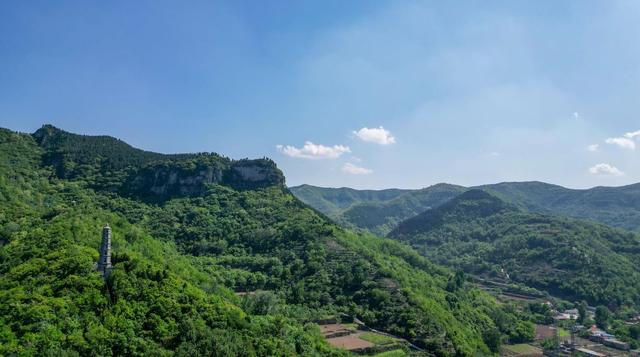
289 184 410 218
291 181 640 234
388 189 640 308
290 183 465 235
478 181 640 232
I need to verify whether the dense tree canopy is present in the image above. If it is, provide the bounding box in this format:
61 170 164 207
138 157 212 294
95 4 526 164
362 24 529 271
292 180 640 234
0 126 532 356
389 190 640 309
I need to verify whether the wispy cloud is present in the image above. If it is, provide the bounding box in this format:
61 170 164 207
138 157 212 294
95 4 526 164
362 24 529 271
605 137 636 150
604 129 640 150
276 142 350 159
589 163 624 177
353 126 396 145
342 162 373 175
587 144 599 152
625 130 640 139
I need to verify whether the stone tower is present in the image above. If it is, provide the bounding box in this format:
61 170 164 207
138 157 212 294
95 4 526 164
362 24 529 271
97 224 112 279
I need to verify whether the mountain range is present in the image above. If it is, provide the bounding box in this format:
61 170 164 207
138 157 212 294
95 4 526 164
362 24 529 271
291 181 640 235
3 125 640 355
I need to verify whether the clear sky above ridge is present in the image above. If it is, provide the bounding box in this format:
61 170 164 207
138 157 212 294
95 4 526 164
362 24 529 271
1 0 639 189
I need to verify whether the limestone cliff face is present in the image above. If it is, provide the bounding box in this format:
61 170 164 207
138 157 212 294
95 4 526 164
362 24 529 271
224 160 286 190
136 165 224 196
31 125 286 200
124 158 285 200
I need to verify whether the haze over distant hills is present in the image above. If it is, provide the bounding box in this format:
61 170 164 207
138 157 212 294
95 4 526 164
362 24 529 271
291 181 640 235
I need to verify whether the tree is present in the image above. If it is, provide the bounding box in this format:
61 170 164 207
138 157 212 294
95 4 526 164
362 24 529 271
483 328 502 353
446 270 466 292
509 321 535 343
595 305 611 329
577 301 587 324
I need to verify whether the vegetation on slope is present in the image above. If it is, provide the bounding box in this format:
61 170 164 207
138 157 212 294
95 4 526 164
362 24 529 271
338 184 465 236
389 190 640 309
289 184 409 218
292 181 640 234
33 124 285 196
479 181 640 232
291 184 464 236
0 126 531 355
0 128 336 356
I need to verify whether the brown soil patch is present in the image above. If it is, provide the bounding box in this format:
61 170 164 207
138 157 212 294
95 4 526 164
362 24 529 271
535 324 556 341
320 324 350 335
326 333 374 350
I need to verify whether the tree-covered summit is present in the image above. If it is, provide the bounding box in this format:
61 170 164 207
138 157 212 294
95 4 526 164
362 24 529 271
388 189 640 309
31 124 285 199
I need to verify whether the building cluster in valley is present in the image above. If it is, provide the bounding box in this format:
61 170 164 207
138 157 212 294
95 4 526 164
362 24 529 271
550 306 639 356
501 299 639 357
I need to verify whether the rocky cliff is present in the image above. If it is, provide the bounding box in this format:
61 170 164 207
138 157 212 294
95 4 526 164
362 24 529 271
32 125 285 199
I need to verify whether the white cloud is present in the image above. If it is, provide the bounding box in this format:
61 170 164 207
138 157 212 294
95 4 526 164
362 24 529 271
625 130 640 139
353 126 396 145
276 141 350 159
488 151 500 157
341 162 373 175
605 137 636 150
587 144 599 152
589 163 624 177
603 129 640 150
573 112 580 119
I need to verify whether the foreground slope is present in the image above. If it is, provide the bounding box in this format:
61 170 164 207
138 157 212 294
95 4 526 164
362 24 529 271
389 190 640 308
0 128 337 356
0 126 528 356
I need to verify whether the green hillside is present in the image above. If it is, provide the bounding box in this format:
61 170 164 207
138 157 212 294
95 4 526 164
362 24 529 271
291 184 464 236
388 190 640 308
0 126 527 356
289 185 410 218
292 181 640 235
479 181 640 232
339 184 466 236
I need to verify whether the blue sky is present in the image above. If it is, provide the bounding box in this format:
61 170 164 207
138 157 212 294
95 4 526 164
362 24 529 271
1 1 639 189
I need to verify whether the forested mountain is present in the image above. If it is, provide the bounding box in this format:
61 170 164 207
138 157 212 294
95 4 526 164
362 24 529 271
292 181 640 234
478 181 640 232
388 190 640 309
289 184 410 218
291 184 465 236
0 125 528 356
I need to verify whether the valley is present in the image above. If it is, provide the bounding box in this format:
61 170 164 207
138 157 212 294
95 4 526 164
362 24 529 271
292 186 640 355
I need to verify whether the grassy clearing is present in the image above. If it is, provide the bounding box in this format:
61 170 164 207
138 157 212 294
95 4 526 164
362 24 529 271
373 349 407 357
503 344 541 354
342 323 359 330
359 332 398 345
